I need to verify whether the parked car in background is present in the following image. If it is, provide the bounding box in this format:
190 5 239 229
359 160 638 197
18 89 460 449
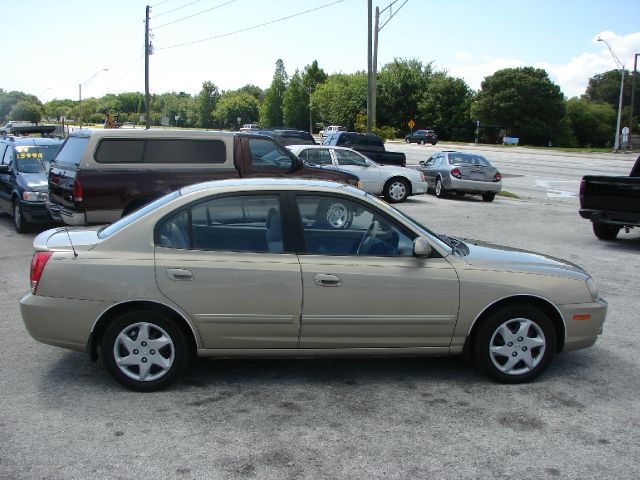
418 151 502 202
322 131 406 167
0 136 63 232
46 129 357 226
579 155 640 240
405 129 438 145
253 128 316 146
288 144 427 203
239 123 260 132
319 125 346 139
21 178 607 391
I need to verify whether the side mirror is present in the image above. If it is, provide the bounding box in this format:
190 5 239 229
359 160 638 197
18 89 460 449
0 164 9 174
413 237 432 258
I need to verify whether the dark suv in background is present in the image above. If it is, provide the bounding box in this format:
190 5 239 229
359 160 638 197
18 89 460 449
0 136 63 232
322 131 406 167
253 129 316 146
405 129 438 145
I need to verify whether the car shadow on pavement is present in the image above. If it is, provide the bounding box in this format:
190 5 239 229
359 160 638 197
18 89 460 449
591 234 640 251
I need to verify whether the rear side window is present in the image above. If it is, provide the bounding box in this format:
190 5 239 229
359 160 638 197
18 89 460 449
54 136 90 167
95 138 227 164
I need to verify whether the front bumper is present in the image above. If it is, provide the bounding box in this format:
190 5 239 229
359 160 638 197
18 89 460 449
19 200 55 224
559 298 608 352
411 180 429 195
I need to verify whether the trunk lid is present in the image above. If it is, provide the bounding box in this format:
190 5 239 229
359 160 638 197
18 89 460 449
33 226 102 253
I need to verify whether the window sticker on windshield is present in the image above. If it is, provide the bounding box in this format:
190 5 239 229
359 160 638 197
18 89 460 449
15 146 44 159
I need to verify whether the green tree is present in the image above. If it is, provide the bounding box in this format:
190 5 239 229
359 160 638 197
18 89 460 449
260 59 288 127
302 60 328 132
311 73 367 130
472 67 565 145
44 99 76 121
9 100 43 123
565 98 616 147
196 81 220 128
377 58 433 132
418 72 474 141
585 69 632 110
213 91 260 129
0 90 39 122
283 70 308 130
237 84 265 102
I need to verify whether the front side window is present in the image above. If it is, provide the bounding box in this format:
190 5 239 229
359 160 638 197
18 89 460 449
1 146 13 166
295 195 414 256
156 194 284 253
334 149 367 166
248 138 293 171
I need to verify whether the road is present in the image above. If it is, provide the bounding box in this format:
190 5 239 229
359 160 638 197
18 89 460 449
1 147 640 479
388 142 637 205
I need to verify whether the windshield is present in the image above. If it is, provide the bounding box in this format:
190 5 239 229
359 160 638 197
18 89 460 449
15 144 61 173
98 190 181 239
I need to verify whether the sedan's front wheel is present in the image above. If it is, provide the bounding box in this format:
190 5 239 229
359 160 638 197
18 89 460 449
101 311 191 391
383 178 410 203
474 305 556 383
13 201 28 234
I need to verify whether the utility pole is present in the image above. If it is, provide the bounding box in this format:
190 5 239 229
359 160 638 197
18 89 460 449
629 53 639 147
367 1 408 133
145 5 151 130
367 0 373 133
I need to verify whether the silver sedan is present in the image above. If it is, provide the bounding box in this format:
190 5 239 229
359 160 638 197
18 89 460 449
418 151 502 201
288 144 427 203
20 179 606 391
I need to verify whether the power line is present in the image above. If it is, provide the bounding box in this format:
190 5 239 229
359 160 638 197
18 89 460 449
151 0 173 7
154 0 206 19
158 0 344 50
154 0 237 30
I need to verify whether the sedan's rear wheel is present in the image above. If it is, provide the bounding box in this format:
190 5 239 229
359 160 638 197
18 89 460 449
101 311 191 391
482 192 496 202
435 178 446 198
383 178 410 203
593 223 620 240
474 305 556 383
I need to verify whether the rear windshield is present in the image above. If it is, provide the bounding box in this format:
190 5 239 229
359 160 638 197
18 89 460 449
448 153 490 167
54 136 90 167
275 132 315 146
340 134 382 148
15 144 61 173
95 138 227 164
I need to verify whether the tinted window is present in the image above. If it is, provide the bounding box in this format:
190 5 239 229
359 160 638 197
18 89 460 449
1 145 13 166
295 195 414 256
248 138 293 171
275 131 315 146
157 195 284 253
143 139 226 164
53 136 89 167
95 139 144 163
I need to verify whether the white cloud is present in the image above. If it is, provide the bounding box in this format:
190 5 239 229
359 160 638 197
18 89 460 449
455 52 473 61
446 58 525 91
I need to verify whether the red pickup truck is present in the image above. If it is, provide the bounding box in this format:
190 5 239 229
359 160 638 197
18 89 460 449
47 129 360 226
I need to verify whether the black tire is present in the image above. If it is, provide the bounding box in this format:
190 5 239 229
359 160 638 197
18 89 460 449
405 138 410 143
431 142 437 145
13 201 28 234
482 192 496 202
101 310 191 391
593 223 620 240
435 177 446 198
474 305 556 383
383 178 410 203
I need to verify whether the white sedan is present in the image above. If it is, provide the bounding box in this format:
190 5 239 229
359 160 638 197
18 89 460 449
288 145 427 203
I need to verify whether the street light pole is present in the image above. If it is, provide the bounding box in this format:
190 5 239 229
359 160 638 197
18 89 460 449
78 68 108 128
598 38 624 152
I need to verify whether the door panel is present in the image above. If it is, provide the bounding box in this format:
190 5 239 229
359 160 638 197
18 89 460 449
155 249 302 348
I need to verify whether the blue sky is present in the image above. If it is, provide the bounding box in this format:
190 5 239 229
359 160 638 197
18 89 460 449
4 0 640 102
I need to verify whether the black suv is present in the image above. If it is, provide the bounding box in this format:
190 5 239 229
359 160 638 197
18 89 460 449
254 129 316 146
405 129 438 145
322 131 406 167
0 136 63 232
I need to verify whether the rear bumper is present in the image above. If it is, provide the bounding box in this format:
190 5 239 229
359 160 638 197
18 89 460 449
579 208 640 226
445 178 502 193
46 202 86 226
559 298 608 352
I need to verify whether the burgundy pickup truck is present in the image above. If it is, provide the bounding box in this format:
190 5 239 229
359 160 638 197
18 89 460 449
47 129 360 226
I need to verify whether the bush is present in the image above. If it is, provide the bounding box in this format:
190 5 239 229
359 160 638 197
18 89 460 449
373 125 398 141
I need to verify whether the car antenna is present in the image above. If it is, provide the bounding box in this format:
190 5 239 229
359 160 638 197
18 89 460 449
64 225 78 258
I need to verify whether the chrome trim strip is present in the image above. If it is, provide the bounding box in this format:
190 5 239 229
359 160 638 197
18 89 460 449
302 315 454 325
194 314 297 324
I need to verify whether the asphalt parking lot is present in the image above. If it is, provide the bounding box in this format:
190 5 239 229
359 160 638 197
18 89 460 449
1 151 640 479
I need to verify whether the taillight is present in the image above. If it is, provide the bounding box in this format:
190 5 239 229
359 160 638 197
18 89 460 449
30 251 53 293
451 168 462 179
73 178 83 202
493 172 502 182
579 178 585 198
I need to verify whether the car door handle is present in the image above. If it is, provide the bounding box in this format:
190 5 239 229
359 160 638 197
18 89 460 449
166 268 194 281
313 274 342 287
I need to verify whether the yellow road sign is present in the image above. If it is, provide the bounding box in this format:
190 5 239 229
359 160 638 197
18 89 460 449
408 119 415 130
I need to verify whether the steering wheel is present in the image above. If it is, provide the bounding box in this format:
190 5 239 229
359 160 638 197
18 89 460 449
356 221 380 255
